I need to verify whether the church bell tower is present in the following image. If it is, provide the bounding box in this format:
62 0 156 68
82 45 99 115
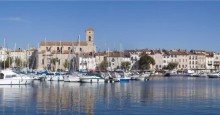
86 28 94 44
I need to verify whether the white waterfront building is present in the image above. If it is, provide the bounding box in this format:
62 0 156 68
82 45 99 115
0 48 8 62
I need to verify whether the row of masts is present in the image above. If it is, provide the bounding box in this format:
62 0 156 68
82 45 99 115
1 38 31 70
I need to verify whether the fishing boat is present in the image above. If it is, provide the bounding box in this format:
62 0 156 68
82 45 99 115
0 69 34 85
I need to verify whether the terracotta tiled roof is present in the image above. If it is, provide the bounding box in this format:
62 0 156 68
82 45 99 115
195 53 206 55
95 52 107 56
108 52 125 57
40 41 88 46
151 50 163 54
14 48 23 52
206 55 213 57
86 28 94 31
28 48 37 51
126 49 151 53
167 51 188 55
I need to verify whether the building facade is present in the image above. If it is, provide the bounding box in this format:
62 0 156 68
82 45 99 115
37 28 96 71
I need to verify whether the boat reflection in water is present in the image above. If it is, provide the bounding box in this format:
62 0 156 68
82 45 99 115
1 78 220 114
0 85 33 114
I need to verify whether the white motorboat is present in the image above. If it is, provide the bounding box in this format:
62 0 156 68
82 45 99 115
110 72 121 82
80 76 105 83
50 75 64 81
136 72 151 81
33 74 46 80
208 71 220 78
48 72 64 81
0 69 34 85
80 75 105 83
131 74 140 80
64 73 81 82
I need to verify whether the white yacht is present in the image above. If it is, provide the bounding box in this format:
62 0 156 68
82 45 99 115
79 73 106 83
80 76 105 83
208 71 220 78
0 69 34 85
64 72 81 82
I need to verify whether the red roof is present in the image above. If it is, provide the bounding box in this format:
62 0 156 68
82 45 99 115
40 41 88 46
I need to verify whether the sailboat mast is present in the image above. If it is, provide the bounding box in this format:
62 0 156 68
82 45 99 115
59 40 61 72
108 48 110 71
13 43 16 69
27 43 29 70
78 35 81 71
44 37 46 70
3 38 6 69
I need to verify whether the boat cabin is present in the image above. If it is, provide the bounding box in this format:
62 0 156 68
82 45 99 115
0 70 17 79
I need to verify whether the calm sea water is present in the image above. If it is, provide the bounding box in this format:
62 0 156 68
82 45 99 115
0 77 220 115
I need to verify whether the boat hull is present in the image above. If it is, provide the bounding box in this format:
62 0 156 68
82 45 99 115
64 76 80 82
208 75 220 78
80 77 105 83
164 73 192 77
120 78 130 82
0 79 33 85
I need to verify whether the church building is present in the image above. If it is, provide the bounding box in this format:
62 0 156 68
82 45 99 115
37 28 96 71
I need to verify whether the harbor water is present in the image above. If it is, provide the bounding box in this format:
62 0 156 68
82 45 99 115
0 77 220 115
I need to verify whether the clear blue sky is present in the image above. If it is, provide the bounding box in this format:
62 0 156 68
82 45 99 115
0 1 220 52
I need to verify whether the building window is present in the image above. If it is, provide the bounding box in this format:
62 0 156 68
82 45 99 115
57 47 59 51
68 47 71 50
42 59 44 64
89 36 91 41
163 60 166 63
80 48 82 52
112 58 115 62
